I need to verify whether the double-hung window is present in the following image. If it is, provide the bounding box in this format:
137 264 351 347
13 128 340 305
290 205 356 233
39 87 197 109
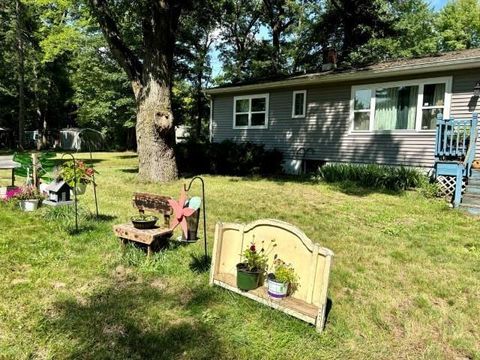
233 94 269 129
420 83 446 130
351 77 451 132
292 90 307 118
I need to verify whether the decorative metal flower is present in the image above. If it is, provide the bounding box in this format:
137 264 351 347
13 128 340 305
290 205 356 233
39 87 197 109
168 189 196 238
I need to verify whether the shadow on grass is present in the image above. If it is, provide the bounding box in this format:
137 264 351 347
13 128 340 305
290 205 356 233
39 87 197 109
189 254 211 273
67 224 98 235
40 283 223 359
120 167 139 174
86 214 117 222
326 181 400 197
229 175 405 197
116 154 138 159
324 298 333 329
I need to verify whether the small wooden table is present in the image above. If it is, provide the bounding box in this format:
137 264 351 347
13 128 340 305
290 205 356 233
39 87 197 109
114 223 173 256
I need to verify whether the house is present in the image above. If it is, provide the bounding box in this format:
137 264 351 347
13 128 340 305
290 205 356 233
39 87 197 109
205 49 480 174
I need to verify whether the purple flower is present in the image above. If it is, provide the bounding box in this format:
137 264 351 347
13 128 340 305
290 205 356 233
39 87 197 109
5 187 22 200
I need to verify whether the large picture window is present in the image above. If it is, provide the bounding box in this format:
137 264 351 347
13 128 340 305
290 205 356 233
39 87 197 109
233 94 269 129
351 77 451 132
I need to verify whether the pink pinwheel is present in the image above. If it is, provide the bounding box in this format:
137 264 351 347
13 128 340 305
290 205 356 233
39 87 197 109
168 189 196 238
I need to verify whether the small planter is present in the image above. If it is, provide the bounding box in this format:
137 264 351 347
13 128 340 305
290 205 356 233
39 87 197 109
267 274 289 299
236 263 262 291
19 199 39 212
72 183 87 196
131 216 158 229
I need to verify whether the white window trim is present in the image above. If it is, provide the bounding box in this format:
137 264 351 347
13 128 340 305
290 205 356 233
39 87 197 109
349 76 452 134
292 90 307 118
233 93 269 129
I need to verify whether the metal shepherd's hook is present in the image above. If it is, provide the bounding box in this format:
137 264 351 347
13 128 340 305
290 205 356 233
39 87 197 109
184 176 208 258
61 153 78 232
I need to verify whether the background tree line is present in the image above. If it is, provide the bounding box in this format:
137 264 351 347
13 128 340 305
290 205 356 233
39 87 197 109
0 0 479 176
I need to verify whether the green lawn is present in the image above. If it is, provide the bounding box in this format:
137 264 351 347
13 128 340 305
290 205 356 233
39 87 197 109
0 152 479 359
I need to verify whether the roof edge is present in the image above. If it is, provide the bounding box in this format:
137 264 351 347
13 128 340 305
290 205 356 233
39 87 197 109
205 57 480 95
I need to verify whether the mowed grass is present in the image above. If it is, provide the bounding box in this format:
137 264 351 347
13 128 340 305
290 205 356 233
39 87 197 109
0 152 479 360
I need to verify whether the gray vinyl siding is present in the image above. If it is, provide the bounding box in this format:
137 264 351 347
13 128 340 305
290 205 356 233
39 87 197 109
211 68 480 168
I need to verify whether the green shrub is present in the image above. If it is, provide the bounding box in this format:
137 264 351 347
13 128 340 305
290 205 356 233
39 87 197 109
175 140 283 176
317 163 428 191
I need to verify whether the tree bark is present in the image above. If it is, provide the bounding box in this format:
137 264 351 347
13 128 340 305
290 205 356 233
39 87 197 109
88 0 181 182
136 79 177 182
15 0 25 149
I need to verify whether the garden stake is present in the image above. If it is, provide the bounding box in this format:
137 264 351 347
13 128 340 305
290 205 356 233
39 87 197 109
75 128 102 218
184 176 208 258
88 147 99 217
61 153 78 233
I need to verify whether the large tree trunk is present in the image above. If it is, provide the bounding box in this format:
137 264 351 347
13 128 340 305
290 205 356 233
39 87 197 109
87 0 181 182
135 80 177 182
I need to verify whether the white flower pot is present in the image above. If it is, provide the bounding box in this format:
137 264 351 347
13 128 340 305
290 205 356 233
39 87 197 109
19 199 39 212
267 277 289 299
72 183 87 196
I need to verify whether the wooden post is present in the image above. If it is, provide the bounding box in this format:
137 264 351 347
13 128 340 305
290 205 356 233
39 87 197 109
453 166 463 207
32 153 39 188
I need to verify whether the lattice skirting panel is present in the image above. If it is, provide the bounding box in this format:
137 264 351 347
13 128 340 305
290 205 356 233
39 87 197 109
436 176 466 201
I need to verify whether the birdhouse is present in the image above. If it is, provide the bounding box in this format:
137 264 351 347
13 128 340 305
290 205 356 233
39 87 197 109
45 180 71 203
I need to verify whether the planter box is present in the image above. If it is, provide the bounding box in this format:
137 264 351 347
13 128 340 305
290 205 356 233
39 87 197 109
210 219 334 333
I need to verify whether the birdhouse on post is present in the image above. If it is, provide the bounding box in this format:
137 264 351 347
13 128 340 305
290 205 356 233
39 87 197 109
44 180 72 206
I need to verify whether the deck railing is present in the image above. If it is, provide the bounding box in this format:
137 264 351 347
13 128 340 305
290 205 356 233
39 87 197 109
435 113 478 166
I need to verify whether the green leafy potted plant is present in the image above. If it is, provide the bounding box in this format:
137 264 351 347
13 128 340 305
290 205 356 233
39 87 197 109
60 160 95 195
10 186 45 212
236 242 268 291
267 258 299 300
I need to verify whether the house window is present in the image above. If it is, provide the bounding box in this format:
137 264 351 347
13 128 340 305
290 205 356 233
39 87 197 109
351 77 451 132
353 89 372 130
233 94 269 129
421 83 446 130
374 85 418 130
292 90 307 118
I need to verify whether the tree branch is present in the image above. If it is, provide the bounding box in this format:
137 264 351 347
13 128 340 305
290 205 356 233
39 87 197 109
88 0 143 84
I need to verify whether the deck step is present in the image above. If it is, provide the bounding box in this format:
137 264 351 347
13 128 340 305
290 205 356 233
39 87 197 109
470 170 480 180
468 178 480 186
465 186 480 195
459 206 480 216
462 194 480 203
460 199 480 209
463 191 480 199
